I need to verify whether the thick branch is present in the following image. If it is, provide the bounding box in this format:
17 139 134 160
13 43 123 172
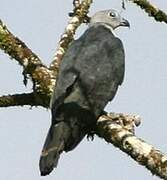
0 19 55 103
0 19 42 71
130 0 167 24
96 113 167 179
0 93 43 107
49 0 93 74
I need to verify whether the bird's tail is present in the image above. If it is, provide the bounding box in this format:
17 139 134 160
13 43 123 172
39 102 96 176
39 121 67 176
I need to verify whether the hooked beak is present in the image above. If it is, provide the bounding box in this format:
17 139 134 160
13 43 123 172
120 18 130 28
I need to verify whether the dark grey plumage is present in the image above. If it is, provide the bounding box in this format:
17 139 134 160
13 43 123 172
39 9 129 176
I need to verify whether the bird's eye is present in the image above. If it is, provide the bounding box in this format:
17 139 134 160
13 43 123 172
109 12 116 17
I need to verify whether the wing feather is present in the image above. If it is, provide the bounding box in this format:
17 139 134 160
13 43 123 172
51 24 125 117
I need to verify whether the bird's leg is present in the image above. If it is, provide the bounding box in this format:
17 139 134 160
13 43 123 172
87 130 96 141
87 111 107 141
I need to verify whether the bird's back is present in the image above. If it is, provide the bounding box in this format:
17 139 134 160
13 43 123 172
52 24 125 117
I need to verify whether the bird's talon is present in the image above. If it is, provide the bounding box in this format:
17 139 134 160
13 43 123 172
87 132 95 141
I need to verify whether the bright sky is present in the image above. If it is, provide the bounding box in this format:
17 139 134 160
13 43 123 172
0 1 167 180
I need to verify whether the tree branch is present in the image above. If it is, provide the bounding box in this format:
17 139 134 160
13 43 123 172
0 19 55 104
1 1 167 178
129 0 167 24
0 92 44 107
96 113 167 179
0 19 42 72
49 0 93 75
73 0 80 7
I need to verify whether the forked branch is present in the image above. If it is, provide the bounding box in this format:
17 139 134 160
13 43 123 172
0 19 56 103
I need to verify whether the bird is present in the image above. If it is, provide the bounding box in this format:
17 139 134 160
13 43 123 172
39 9 130 176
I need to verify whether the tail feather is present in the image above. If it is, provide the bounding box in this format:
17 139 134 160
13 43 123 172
39 122 66 176
39 102 96 176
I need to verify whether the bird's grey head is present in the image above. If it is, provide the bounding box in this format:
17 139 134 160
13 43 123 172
90 9 130 29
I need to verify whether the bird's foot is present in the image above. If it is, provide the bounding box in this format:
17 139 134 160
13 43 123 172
87 131 95 141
